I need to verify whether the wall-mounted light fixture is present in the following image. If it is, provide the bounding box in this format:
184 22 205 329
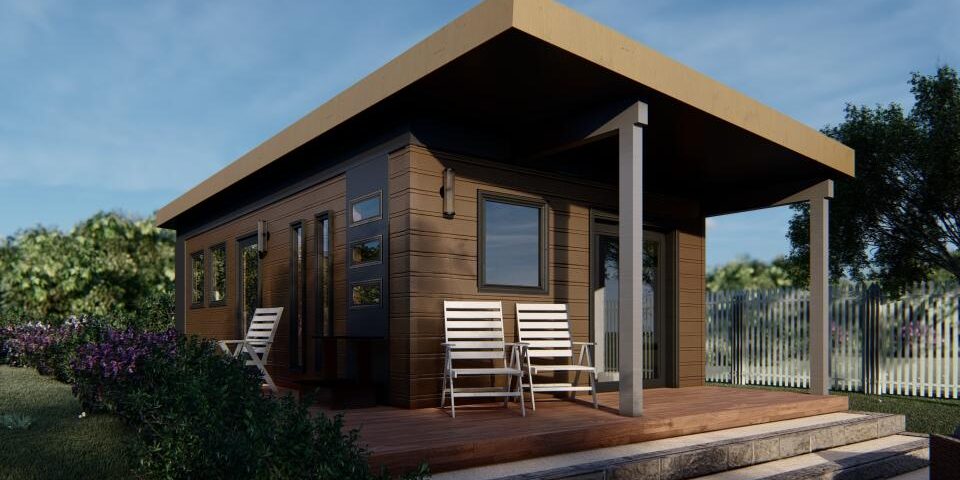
441 167 456 219
257 220 270 258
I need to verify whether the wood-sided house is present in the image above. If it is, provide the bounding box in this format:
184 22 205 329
157 0 853 415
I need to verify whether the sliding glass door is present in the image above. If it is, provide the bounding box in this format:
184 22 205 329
591 215 666 388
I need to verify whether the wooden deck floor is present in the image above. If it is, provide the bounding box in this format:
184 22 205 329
313 387 849 474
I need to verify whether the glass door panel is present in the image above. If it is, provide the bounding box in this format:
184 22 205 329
592 220 665 386
238 235 259 336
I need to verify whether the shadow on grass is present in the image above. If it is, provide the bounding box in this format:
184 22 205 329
0 365 135 480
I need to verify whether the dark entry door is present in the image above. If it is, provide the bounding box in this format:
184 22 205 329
237 234 260 338
591 215 666 388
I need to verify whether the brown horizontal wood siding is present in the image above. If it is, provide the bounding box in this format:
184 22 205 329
183 175 346 387
390 145 706 408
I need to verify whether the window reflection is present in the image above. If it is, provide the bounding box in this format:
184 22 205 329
481 197 543 288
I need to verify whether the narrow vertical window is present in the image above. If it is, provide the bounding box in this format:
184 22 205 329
191 251 205 306
289 222 306 370
316 213 333 337
210 244 226 305
237 235 259 336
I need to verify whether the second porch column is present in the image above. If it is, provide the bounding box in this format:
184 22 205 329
618 120 645 417
809 194 830 395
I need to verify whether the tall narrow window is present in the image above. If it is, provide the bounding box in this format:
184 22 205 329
237 235 259 336
478 193 547 292
289 222 306 370
191 251 205 306
315 213 333 338
210 244 226 305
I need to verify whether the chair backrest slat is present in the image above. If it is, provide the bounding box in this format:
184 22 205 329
516 303 573 358
444 301 506 363
243 307 283 363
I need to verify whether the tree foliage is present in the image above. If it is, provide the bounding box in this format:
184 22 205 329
787 66 960 292
0 212 174 320
707 256 795 292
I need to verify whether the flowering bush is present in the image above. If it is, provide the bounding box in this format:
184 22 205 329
71 327 179 412
0 319 99 381
1 316 427 479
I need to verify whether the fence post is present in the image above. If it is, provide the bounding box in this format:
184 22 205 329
861 284 882 394
732 292 742 385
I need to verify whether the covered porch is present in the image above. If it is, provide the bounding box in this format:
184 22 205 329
315 387 849 474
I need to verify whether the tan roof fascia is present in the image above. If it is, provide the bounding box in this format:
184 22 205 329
157 0 854 227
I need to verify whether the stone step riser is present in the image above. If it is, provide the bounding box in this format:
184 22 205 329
509 414 907 480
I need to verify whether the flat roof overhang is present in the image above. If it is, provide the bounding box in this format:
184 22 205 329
157 0 853 228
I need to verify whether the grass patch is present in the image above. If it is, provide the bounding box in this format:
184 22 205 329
710 382 960 436
0 365 135 480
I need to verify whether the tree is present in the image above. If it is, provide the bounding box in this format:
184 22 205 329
0 211 174 320
786 66 960 292
706 256 795 292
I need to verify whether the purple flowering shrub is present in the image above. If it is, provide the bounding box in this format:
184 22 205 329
1 319 98 381
70 327 179 412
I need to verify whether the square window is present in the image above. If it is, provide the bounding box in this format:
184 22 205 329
479 193 547 291
349 192 382 226
350 280 381 307
350 236 382 267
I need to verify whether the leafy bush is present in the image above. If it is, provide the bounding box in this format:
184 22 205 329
1 319 102 381
70 329 424 479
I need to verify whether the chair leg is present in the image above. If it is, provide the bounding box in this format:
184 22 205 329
590 372 598 409
448 374 457 418
517 373 526 417
527 370 537 411
262 368 278 393
440 368 448 410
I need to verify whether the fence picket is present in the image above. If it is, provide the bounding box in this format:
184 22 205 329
705 281 960 398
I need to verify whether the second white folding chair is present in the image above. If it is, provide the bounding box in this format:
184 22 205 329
516 303 598 410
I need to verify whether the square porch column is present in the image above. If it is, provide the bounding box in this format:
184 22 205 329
809 193 831 396
618 113 647 417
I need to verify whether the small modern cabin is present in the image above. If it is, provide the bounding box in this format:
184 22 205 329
157 0 853 413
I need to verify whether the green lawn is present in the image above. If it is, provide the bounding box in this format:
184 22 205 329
0 365 135 480
711 382 960 436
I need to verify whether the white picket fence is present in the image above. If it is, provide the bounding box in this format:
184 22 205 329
706 282 960 399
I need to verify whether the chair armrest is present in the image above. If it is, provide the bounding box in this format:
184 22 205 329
504 342 529 347
572 341 595 346
218 339 244 344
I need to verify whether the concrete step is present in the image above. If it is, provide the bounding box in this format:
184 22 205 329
433 412 907 480
693 434 929 480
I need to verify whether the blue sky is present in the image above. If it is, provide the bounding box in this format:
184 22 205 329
1 0 957 268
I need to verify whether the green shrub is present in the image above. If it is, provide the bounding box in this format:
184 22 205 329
71 331 426 479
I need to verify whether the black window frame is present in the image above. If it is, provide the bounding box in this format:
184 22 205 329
348 190 383 227
190 250 205 308
208 243 227 307
289 221 307 372
349 278 382 308
477 191 549 294
349 234 383 268
313 210 335 371
236 233 260 339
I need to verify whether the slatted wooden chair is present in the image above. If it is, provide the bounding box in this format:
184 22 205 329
441 301 526 417
515 303 597 410
218 307 284 393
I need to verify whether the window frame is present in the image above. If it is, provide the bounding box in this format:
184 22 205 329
190 250 205 308
347 190 383 227
289 221 307 372
208 243 227 307
315 212 334 341
477 191 549 294
349 278 383 308
348 234 383 268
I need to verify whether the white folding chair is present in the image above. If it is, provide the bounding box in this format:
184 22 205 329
516 303 597 410
218 307 283 393
440 301 525 417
